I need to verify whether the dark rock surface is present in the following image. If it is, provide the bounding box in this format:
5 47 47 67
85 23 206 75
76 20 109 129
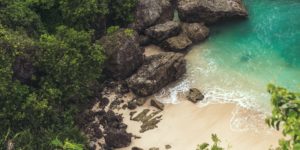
136 98 147 106
150 99 165 110
127 52 186 96
186 88 204 103
165 145 172 149
181 23 210 42
145 21 181 42
134 0 174 31
162 33 192 51
128 100 138 110
139 34 151 46
132 147 144 150
177 0 248 23
99 29 144 80
104 128 132 148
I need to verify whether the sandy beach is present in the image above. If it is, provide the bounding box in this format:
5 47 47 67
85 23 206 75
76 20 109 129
114 45 282 150
118 100 282 150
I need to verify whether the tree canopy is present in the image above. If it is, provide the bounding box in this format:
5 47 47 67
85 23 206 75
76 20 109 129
0 0 137 149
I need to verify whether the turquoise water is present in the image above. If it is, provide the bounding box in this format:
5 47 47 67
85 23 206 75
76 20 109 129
185 0 300 112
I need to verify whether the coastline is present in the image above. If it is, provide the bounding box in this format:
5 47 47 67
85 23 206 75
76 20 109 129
119 100 282 150
113 45 283 150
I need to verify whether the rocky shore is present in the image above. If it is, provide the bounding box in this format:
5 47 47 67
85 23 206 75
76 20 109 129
80 0 251 149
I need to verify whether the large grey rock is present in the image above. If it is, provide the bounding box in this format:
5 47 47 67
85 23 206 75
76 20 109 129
134 0 174 31
127 52 186 96
162 34 192 51
186 88 204 103
177 0 248 23
145 21 181 42
181 23 210 42
99 29 144 80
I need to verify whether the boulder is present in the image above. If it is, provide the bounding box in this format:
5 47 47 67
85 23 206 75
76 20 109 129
136 98 147 106
139 34 151 46
162 34 192 51
145 21 181 42
128 100 138 110
165 145 172 149
181 23 210 42
150 99 164 110
134 0 174 31
104 128 132 148
132 147 144 150
186 88 204 103
149 148 159 150
177 0 248 23
127 52 186 96
99 29 144 80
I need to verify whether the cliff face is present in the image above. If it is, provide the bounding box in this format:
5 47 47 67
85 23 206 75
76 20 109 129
177 0 248 23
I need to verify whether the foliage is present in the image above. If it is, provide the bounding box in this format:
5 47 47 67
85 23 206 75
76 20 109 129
51 138 84 150
0 0 137 36
106 26 120 35
197 134 224 150
124 28 135 37
0 0 138 148
0 24 98 149
266 84 300 150
107 0 138 25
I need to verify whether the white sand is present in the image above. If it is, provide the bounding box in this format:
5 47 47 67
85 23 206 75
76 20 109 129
118 100 282 150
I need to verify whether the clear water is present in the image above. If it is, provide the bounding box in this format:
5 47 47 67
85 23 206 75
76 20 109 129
183 0 300 112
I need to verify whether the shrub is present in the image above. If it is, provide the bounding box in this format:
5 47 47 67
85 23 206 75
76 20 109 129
106 26 120 35
266 84 300 150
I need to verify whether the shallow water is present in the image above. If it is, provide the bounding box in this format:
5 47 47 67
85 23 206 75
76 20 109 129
157 0 300 114
184 0 300 112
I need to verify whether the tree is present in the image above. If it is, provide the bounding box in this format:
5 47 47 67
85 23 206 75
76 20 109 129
266 84 300 150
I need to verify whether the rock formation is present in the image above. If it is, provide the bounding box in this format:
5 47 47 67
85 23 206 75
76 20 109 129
127 52 186 96
134 0 174 31
177 0 248 23
145 21 181 42
99 29 144 80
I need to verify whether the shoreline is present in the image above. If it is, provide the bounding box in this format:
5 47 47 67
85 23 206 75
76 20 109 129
117 45 283 150
118 100 282 150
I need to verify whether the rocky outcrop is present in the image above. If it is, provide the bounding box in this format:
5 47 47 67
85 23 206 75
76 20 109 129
182 23 210 42
101 110 132 148
139 34 151 46
104 128 132 148
162 34 192 51
186 88 204 103
134 0 174 31
145 21 181 42
99 29 144 80
127 52 186 96
177 0 248 23
150 99 165 110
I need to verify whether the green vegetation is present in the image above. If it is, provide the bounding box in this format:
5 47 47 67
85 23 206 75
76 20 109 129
196 134 224 150
0 0 137 149
266 84 300 150
106 26 120 35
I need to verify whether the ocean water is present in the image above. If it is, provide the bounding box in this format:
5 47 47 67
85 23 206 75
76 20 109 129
157 0 300 114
